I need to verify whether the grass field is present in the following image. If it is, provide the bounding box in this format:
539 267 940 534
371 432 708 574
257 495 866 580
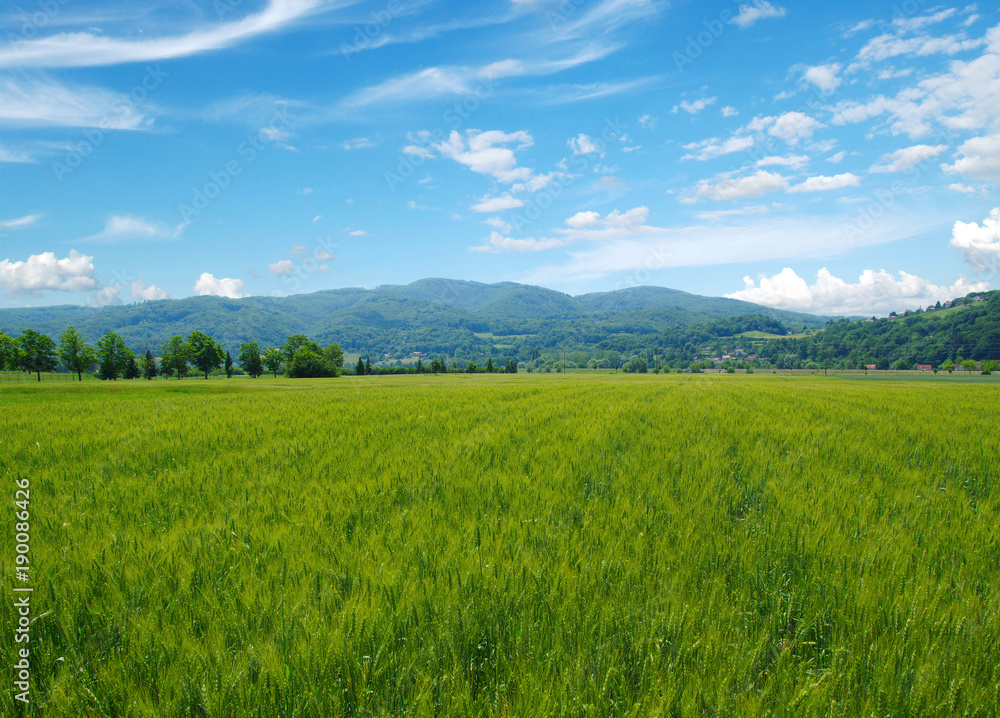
2 374 998 716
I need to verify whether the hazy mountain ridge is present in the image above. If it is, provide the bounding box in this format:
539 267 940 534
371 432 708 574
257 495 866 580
0 279 831 354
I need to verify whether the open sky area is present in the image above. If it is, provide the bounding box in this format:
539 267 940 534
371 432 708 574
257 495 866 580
1 0 999 315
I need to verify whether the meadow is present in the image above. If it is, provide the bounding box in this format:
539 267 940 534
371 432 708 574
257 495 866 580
2 373 997 717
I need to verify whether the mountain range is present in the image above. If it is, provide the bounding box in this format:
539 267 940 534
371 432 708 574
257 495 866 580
0 279 829 356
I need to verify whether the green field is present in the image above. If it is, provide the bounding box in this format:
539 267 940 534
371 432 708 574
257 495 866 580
2 374 998 716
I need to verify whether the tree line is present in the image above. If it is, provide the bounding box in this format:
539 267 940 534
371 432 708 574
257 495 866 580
0 328 346 382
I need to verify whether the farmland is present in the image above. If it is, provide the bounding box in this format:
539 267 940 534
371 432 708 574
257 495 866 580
2 374 998 717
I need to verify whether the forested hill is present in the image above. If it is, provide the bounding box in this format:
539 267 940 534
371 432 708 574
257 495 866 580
0 278 829 356
750 291 1000 370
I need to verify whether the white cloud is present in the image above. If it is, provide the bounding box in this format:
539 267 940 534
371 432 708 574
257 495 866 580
471 206 665 253
342 137 375 150
721 106 738 117
638 114 656 129
83 215 183 243
131 277 169 301
315 249 335 261
755 154 809 169
870 144 948 172
435 129 534 183
470 232 566 253
88 283 123 308
565 211 601 229
349 229 367 236
0 214 41 231
950 207 1000 272
0 0 326 68
268 259 296 276
312 215 322 223
0 249 98 294
403 145 434 159
943 134 1000 180
787 173 861 193
193 272 248 298
485 216 513 233
855 31 983 66
471 193 525 213
733 1 787 29
684 170 789 203
827 151 846 163
0 77 154 129
803 63 842 92
727 267 988 315
568 133 601 155
673 97 717 114
681 135 755 161
767 111 823 144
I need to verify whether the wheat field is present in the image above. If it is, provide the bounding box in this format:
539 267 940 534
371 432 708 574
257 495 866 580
2 373 998 716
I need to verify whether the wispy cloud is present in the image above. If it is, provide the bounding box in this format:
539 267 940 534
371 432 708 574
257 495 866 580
0 76 155 129
0 0 336 68
0 214 41 231
82 215 186 243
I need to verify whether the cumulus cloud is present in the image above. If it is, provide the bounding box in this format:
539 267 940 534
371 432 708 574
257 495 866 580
681 135 755 161
950 207 1000 272
568 133 601 155
565 211 601 228
434 129 534 183
673 97 716 114
871 144 948 172
683 170 789 203
787 173 861 193
470 232 566 253
835 24 1000 138
193 272 248 298
0 249 98 294
88 283 123 308
471 193 525 213
733 1 787 29
727 267 988 315
766 111 823 144
803 63 842 92
756 154 809 169
131 277 169 301
943 134 1000 180
485 216 513 233
470 207 666 253
268 259 296 276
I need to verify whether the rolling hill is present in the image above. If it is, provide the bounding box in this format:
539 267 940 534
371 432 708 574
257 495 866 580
0 279 830 358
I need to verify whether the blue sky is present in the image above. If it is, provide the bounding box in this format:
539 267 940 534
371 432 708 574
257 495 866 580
1 0 999 315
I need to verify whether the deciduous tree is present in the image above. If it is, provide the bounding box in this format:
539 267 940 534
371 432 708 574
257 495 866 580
262 347 283 377
17 329 57 381
161 336 190 380
59 325 96 381
187 331 224 379
238 342 264 378
96 332 133 381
